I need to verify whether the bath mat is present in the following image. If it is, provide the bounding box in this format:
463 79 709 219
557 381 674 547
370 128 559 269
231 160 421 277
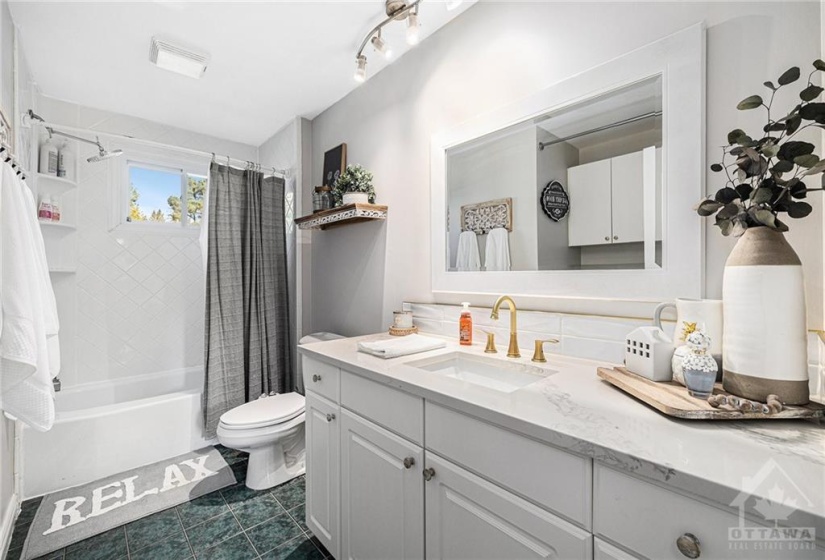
21 446 236 559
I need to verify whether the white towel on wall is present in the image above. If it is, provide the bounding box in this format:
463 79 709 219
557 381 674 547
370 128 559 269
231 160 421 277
485 228 511 271
0 163 59 431
455 231 481 271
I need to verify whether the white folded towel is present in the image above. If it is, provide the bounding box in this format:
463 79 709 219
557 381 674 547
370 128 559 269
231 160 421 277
358 334 447 359
455 231 480 271
484 228 511 271
0 163 59 431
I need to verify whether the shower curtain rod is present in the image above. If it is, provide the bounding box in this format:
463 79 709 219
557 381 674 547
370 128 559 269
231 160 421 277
26 111 290 178
538 110 663 151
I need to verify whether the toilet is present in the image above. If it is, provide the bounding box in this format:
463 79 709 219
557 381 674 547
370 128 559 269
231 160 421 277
216 332 344 490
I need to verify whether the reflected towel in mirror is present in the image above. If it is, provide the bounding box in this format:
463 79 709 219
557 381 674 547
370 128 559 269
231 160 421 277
485 228 511 271
456 231 481 271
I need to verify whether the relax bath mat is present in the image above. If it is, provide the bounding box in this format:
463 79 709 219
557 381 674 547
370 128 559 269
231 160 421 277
21 446 236 559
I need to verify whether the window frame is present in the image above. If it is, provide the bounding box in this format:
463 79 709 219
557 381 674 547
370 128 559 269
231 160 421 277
109 140 210 234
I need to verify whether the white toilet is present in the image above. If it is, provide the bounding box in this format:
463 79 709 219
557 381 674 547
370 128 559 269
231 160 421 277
216 332 343 490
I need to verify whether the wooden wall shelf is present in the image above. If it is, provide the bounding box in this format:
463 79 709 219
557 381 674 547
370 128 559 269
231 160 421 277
295 203 388 230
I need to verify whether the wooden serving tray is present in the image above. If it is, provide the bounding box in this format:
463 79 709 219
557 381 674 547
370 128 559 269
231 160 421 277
597 366 825 420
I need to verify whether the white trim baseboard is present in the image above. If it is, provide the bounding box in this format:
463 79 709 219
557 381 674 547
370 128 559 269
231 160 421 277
0 491 20 559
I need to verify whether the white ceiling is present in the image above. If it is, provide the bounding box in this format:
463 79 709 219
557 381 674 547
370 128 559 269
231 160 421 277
9 0 475 146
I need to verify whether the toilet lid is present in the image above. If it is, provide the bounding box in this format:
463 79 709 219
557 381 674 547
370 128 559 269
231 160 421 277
220 393 305 430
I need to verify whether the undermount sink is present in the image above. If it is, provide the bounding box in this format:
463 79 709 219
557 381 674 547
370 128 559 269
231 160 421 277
405 352 554 393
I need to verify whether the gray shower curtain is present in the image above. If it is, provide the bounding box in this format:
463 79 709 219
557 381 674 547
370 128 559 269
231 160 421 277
203 162 292 436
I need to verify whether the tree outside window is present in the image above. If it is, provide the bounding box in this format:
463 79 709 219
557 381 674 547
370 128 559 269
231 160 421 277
128 164 205 226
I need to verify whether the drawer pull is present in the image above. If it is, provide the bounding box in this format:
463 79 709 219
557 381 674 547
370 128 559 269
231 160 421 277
676 533 701 558
312 374 322 382
403 457 415 469
422 467 436 481
326 413 336 422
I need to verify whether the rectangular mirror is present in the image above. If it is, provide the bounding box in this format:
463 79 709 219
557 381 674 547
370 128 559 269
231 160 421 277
431 24 705 302
447 75 662 272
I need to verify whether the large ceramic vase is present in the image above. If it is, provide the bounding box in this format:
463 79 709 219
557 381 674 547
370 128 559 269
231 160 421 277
722 227 809 405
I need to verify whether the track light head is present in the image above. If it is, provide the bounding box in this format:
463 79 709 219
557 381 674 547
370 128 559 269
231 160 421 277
406 12 420 46
371 33 392 59
354 55 367 83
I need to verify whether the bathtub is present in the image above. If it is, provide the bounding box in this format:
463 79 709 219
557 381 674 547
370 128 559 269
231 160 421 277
21 367 214 498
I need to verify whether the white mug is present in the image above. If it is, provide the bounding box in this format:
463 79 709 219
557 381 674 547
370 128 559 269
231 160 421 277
654 298 723 361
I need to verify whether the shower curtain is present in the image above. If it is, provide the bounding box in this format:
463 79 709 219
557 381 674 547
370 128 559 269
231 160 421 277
203 162 291 436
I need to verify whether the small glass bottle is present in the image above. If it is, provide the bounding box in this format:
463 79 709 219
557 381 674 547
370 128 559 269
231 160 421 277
319 186 334 210
313 186 324 213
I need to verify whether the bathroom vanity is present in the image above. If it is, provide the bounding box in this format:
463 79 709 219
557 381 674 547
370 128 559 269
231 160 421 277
300 335 825 560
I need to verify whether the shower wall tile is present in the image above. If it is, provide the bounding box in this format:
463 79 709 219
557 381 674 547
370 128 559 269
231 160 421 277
41 95 257 388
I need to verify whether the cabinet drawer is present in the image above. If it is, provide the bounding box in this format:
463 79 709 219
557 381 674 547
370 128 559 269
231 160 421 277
303 357 339 403
426 403 592 529
594 464 821 560
341 370 424 444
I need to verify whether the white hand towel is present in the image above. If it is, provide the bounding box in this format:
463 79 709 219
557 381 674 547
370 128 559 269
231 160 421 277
484 228 511 271
358 334 447 359
455 231 481 271
0 164 58 431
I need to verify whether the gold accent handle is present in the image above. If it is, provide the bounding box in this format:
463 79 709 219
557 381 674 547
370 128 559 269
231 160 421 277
531 339 560 363
479 330 497 354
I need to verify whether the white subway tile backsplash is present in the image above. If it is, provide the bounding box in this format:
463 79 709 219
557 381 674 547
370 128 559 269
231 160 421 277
561 315 645 342
562 336 625 364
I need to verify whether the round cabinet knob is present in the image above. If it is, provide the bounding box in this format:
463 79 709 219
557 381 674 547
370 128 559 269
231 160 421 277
403 457 415 469
604 236 610 241
312 374 322 383
326 413 336 422
613 235 619 240
676 533 701 558
422 467 436 481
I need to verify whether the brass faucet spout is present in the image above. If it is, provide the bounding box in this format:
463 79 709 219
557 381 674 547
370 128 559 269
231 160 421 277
491 295 520 358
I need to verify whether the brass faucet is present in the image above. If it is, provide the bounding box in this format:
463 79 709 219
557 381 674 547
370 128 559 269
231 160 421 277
490 295 520 358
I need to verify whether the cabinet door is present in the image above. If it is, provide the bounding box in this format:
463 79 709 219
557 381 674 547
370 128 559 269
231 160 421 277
305 391 340 559
340 410 424 560
610 151 644 244
425 453 592 560
567 159 613 247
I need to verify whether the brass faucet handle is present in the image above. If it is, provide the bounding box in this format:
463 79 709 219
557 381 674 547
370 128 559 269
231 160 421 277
479 330 497 354
532 339 560 363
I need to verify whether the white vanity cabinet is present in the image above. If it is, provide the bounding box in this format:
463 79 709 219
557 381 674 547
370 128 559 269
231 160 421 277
425 452 593 560
567 149 660 247
304 390 340 558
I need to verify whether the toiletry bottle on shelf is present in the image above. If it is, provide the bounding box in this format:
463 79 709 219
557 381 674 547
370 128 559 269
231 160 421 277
38 197 52 221
61 141 75 181
39 137 58 176
57 140 67 178
459 302 473 346
51 196 61 222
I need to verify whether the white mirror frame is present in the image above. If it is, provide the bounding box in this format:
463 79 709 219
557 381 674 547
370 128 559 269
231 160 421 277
431 24 706 302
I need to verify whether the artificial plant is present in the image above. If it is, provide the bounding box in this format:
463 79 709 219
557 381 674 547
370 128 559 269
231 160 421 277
333 164 376 205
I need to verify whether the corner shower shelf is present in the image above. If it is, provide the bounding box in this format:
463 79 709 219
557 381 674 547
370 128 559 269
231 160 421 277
39 220 76 231
295 203 388 230
36 173 77 193
48 267 76 274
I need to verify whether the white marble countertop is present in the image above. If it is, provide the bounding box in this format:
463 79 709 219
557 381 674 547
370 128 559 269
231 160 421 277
299 333 825 528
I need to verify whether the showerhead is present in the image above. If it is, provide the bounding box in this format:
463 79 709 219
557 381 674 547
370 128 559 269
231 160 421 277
87 147 123 163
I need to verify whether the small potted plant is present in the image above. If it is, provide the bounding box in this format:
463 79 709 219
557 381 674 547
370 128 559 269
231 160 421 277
695 60 825 405
333 164 376 206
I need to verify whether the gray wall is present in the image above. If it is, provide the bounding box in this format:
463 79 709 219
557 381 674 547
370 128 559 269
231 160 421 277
536 129 579 270
308 1 823 335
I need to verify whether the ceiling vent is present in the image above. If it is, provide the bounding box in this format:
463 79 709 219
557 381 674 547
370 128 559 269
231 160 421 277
149 37 209 79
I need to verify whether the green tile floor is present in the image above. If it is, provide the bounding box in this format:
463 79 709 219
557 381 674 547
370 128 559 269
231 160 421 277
5 446 329 560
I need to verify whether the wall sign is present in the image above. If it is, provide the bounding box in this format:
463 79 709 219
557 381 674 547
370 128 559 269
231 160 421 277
540 181 569 222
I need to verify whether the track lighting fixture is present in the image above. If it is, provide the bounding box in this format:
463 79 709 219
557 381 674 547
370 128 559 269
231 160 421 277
406 10 420 46
371 32 392 59
354 55 367 82
353 0 423 83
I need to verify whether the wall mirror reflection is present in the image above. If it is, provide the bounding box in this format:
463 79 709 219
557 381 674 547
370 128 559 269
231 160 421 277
446 75 663 273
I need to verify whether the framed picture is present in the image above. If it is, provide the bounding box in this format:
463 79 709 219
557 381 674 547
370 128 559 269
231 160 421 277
322 143 347 188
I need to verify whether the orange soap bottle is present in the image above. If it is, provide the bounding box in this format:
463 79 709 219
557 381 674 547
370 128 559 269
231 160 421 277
459 302 472 346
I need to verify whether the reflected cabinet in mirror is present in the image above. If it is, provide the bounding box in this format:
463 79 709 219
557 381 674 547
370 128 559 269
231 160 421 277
431 24 705 301
447 76 662 272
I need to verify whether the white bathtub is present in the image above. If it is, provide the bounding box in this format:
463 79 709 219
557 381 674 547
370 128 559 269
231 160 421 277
21 367 214 498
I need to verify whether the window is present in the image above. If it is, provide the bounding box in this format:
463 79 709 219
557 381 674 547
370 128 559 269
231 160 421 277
111 142 210 232
127 162 205 226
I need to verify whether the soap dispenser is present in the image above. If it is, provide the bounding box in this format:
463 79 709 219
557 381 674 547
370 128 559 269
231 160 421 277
459 302 473 346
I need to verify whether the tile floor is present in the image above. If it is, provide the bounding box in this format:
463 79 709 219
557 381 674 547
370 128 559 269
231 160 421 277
5 446 329 560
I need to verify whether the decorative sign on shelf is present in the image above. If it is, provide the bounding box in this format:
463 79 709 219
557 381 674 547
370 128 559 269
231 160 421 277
540 180 570 222
460 198 512 234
